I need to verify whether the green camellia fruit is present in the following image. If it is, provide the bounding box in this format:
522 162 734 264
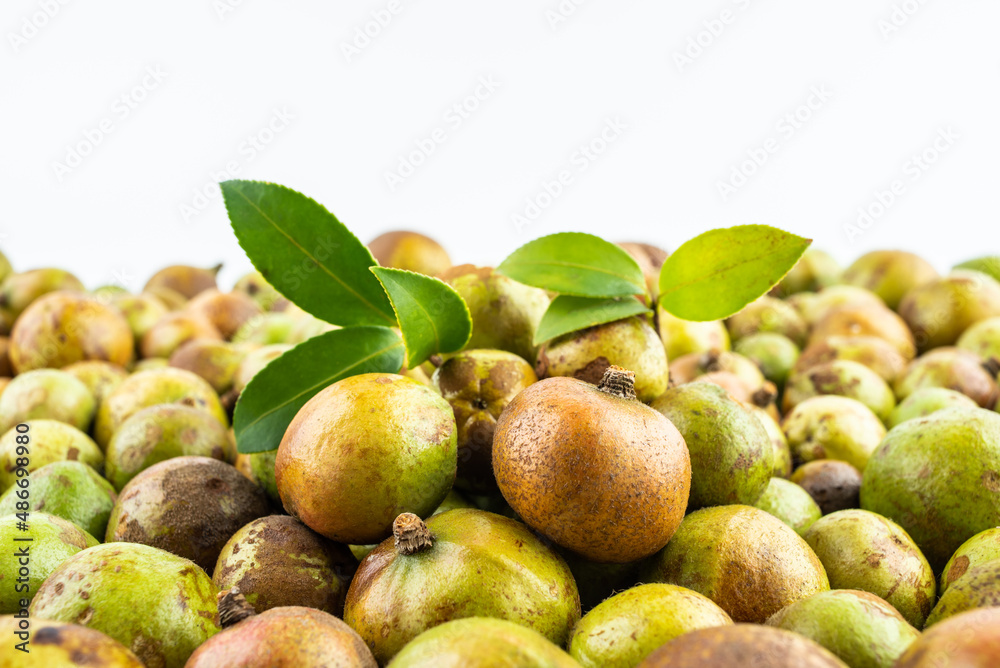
734 332 800 387
895 607 1000 667
754 478 823 536
888 387 979 428
726 296 808 347
783 360 896 424
939 527 1000 596
782 396 886 471
893 347 999 409
0 461 116 538
0 616 144 667
0 369 96 434
924 559 1000 628
0 421 103 493
841 250 939 311
899 270 1000 352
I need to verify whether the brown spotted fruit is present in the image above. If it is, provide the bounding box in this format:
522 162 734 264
441 265 549 363
110 292 169 343
808 304 916 360
790 285 886 327
0 617 144 667
537 316 669 403
213 515 356 616
748 403 793 477
430 349 536 493
94 367 228 448
888 387 979 428
63 361 128 409
233 270 283 311
765 589 919 668
29 542 221 668
637 624 848 668
651 381 772 509
277 373 456 545
940 527 1000 595
369 230 452 277
784 360 896 424
795 335 908 384
0 513 97 613
754 478 822 536
841 250 940 310
0 268 84 322
105 456 270 572
792 460 863 515
186 597 376 668
899 270 1000 352
0 368 96 434
344 509 580 664
143 263 220 300
802 509 935 628
893 347 999 409
668 350 771 404
0 460 116 539
105 404 233 491
569 583 732 668
168 339 246 394
0 420 103 492
925 559 1000 628
139 311 223 359
185 289 262 340
895 607 1000 667
493 366 690 563
782 396 886 472
9 291 134 373
388 617 579 668
726 295 808 346
642 504 829 624
860 406 1000 571
957 315 1000 361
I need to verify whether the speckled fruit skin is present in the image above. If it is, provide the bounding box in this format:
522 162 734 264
776 248 842 296
893 347 999 408
802 509 935 628
139 311 222 359
0 369 95 434
63 361 128 408
0 268 84 322
493 376 690 563
765 589 919 668
537 317 669 403
94 368 228 448
790 286 886 327
958 315 1000 361
841 250 940 311
110 292 169 343
431 350 537 493
143 264 219 300
889 387 979 428
727 296 808 346
389 617 580 668
344 509 580 664
924 559 1000 628
754 478 822 536
233 270 283 311
748 404 793 478
895 607 1000 667
0 461 116 538
0 616 144 667
791 460 863 515
642 505 829 624
187 606 376 668
106 457 268 568
0 513 97 613
442 265 550 363
668 350 767 395
0 420 103 492
369 230 452 277
105 404 233 491
651 382 772 510
940 527 1000 595
213 515 357 616
569 583 732 668
899 270 1000 352
809 304 916 360
637 624 848 668
783 360 896 424
277 373 457 545
734 332 800 387
10 291 134 374
29 542 220 668
656 307 730 361
782 396 886 472
168 339 245 393
795 335 908 384
860 406 1000 572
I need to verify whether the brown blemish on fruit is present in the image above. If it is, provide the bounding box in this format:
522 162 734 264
573 357 611 385
948 555 971 583
982 471 1000 492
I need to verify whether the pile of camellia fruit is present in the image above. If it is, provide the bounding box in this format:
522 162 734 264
2 181 1000 668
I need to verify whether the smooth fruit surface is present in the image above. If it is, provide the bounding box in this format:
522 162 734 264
754 477 822 536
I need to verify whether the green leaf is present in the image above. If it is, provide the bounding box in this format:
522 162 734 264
221 180 395 327
370 267 472 369
534 295 652 345
234 326 404 454
659 225 811 321
497 232 647 298
954 256 1000 283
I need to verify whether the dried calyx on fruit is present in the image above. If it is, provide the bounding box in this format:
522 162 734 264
218 587 257 629
392 512 435 555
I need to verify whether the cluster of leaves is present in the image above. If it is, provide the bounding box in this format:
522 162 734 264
222 180 810 454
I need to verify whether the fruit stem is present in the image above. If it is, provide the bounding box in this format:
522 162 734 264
596 365 637 400
752 384 777 408
217 586 256 628
393 513 434 555
983 357 1000 378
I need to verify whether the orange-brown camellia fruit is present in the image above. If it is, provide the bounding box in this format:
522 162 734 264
276 373 457 545
493 366 691 563
10 291 134 373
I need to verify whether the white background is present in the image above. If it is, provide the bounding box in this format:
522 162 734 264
3 0 998 289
